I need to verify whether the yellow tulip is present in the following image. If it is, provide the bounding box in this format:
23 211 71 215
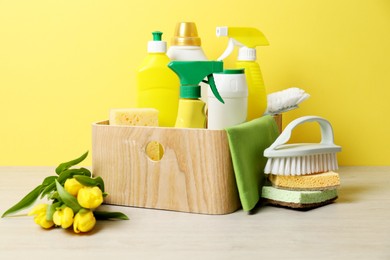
73 210 96 233
53 206 74 229
64 178 84 197
77 186 103 209
28 203 54 229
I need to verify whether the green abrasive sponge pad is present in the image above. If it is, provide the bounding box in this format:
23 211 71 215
261 185 338 209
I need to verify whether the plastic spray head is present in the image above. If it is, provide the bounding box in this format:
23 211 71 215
171 22 202 46
216 27 269 61
168 61 224 103
148 31 167 53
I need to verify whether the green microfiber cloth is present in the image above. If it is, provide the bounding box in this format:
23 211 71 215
225 115 280 212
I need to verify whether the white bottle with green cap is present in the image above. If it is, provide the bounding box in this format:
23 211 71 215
207 69 248 130
136 31 180 127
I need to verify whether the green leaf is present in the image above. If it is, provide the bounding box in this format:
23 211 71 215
40 181 56 199
57 168 91 185
46 201 61 221
48 191 60 201
94 176 105 192
55 151 88 175
2 185 43 218
41 176 57 186
55 180 82 213
74 175 105 192
93 211 129 220
79 167 92 177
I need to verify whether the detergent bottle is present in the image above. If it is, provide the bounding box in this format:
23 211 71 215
216 27 269 120
167 22 209 103
167 61 224 128
208 69 248 130
136 31 180 127
167 22 208 61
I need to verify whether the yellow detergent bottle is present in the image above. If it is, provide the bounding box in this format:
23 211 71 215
136 31 180 127
216 27 269 121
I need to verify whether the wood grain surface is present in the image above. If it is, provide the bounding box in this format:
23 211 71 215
92 121 240 214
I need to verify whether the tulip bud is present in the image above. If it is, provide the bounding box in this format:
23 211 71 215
77 186 103 209
53 206 74 229
73 210 96 233
28 203 54 229
64 178 84 197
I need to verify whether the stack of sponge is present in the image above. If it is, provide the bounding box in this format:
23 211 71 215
261 171 340 209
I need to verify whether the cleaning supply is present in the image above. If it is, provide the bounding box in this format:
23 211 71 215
268 171 340 191
216 26 269 120
264 116 342 176
225 115 279 212
261 185 338 209
167 22 209 103
265 87 310 115
167 61 224 128
136 31 179 127
167 22 208 61
109 108 159 126
208 69 248 130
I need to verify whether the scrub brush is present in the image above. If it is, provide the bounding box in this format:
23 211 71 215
264 116 341 176
265 87 310 115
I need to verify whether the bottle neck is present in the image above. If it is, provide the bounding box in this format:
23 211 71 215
237 47 256 61
180 85 201 99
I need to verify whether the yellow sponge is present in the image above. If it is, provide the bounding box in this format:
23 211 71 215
268 171 340 191
109 108 159 126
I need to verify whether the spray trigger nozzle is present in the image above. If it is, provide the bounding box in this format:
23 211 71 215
168 61 224 103
216 27 269 61
204 75 224 104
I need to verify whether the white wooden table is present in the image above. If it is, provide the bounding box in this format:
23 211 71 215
1 166 389 259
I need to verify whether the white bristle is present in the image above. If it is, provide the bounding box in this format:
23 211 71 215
296 157 302 175
302 157 307 174
285 157 291 174
266 87 310 115
328 153 333 171
314 154 319 173
264 153 339 176
291 157 297 175
278 157 285 173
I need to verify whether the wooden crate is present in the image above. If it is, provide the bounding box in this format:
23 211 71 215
92 115 282 215
92 122 241 214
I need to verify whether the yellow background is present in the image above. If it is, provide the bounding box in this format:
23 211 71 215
1 0 389 166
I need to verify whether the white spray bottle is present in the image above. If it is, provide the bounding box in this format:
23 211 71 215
216 27 269 121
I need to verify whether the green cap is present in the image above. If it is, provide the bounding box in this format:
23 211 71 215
215 68 245 74
152 31 162 41
148 31 166 53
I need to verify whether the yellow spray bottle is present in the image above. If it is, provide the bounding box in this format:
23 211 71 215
216 27 269 121
167 61 224 128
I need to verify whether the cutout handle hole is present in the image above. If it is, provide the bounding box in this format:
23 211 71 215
145 141 164 161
